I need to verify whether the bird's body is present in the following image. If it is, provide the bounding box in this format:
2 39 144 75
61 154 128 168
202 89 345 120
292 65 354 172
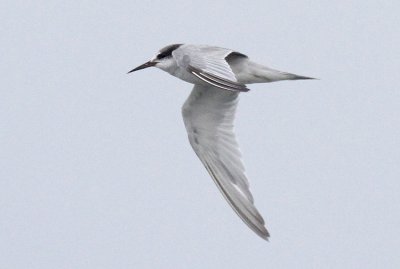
129 44 314 240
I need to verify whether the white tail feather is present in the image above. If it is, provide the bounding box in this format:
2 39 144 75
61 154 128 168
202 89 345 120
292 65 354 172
233 60 314 84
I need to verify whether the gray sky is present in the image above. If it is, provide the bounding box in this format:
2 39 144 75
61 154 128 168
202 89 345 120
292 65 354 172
1 1 399 268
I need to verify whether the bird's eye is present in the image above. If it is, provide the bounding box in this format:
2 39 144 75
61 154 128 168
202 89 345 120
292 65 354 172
157 53 168 59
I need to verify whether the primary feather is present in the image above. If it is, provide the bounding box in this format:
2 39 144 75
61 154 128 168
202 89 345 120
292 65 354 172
182 84 270 240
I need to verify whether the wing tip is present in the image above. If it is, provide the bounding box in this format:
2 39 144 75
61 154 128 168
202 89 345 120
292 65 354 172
254 225 270 241
261 231 271 241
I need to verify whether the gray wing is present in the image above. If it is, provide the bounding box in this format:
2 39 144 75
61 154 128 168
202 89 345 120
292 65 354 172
173 45 249 92
182 84 269 240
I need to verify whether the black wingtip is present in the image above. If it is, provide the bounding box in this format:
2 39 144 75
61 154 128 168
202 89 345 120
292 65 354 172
261 230 270 242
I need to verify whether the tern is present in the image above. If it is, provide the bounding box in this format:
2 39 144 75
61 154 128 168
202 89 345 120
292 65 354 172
128 44 314 240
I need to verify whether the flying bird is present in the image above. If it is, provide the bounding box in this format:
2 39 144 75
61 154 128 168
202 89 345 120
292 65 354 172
128 44 314 240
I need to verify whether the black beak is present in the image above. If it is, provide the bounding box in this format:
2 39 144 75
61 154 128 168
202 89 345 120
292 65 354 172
127 61 156 74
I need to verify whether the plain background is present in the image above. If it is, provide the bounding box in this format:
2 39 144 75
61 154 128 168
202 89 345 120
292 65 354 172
1 1 399 268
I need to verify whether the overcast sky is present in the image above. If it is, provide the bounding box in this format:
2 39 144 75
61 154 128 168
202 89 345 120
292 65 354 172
1 1 399 268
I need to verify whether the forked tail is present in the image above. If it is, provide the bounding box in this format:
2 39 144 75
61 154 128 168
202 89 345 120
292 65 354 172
243 61 315 84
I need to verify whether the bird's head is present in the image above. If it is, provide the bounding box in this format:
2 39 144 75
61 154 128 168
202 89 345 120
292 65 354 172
127 44 182 74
